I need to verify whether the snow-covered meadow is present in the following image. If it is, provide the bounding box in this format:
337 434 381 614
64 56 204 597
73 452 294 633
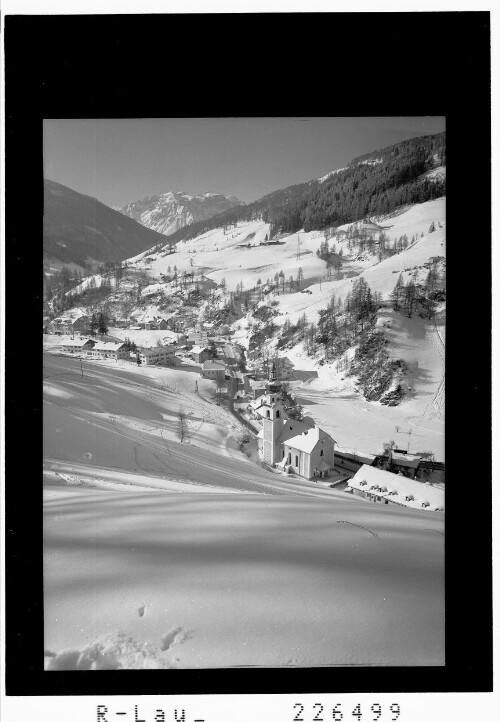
43 354 444 669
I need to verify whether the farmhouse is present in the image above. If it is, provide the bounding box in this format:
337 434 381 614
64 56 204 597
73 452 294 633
87 341 129 361
249 378 267 399
346 465 444 512
191 345 210 363
51 314 91 335
201 360 226 385
138 346 175 366
58 339 95 354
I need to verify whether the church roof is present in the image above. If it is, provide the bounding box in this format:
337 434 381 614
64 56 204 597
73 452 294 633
276 418 309 443
284 426 336 453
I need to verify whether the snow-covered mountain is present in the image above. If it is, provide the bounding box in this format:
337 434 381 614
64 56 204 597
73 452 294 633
115 190 244 236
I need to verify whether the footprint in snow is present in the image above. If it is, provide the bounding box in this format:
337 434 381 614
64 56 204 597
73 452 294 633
160 627 189 652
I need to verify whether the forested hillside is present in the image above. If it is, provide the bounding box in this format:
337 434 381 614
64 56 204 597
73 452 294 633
43 180 170 270
164 132 445 245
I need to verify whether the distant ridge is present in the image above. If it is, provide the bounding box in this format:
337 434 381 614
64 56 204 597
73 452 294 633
44 179 170 269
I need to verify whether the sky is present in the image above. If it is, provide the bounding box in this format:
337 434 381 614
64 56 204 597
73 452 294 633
43 117 445 208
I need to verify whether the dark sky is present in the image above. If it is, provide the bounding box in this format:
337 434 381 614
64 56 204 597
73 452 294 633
43 117 445 208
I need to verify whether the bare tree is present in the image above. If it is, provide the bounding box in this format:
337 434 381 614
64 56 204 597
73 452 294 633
176 407 187 442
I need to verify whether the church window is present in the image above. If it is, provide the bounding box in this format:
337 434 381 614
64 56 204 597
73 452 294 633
271 397 274 403
282 449 285 458
295 455 299 467
276 410 280 418
266 410 270 418
320 449 324 456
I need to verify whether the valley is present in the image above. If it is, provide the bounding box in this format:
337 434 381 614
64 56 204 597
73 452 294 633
42 127 446 670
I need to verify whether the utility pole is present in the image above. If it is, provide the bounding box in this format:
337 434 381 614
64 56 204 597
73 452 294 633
297 233 301 261
80 358 84 378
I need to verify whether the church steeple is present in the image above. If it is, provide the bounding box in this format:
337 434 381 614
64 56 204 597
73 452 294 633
266 360 282 395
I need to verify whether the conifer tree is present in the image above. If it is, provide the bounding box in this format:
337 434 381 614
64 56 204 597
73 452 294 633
391 274 404 311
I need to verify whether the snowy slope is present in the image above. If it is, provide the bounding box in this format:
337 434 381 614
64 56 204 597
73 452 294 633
289 307 445 460
125 198 444 305
43 304 445 669
118 198 446 459
44 485 444 669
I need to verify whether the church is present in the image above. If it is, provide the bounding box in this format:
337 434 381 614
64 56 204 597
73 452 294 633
255 364 336 480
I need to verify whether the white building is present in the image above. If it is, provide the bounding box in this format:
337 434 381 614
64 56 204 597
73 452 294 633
86 341 129 361
201 360 226 385
256 364 335 479
347 465 444 511
138 346 175 365
58 339 95 354
282 427 335 480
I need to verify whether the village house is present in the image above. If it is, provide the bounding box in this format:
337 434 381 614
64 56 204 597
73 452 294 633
346 465 444 512
249 378 267 399
191 345 211 364
58 338 95 354
51 314 91 335
357 220 387 241
334 446 378 473
201 360 226 386
114 318 131 328
86 341 129 361
187 328 209 346
255 364 335 479
224 343 245 366
137 346 175 366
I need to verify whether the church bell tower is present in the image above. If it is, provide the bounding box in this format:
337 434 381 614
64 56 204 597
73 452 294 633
262 362 286 465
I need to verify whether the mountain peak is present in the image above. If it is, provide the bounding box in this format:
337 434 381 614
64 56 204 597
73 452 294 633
116 189 244 236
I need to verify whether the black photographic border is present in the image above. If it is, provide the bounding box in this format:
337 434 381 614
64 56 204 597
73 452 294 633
4 10 492 697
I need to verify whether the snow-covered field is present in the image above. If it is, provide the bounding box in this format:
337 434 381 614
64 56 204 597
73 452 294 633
44 487 444 670
288 308 445 459
43 354 444 669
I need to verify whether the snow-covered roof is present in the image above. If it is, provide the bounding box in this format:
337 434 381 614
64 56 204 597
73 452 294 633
284 427 335 454
335 446 378 464
191 345 209 354
202 360 226 371
250 379 267 389
249 396 266 410
92 341 126 352
278 419 310 444
348 465 444 511
139 346 171 356
59 307 89 321
59 339 93 348
391 452 421 468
